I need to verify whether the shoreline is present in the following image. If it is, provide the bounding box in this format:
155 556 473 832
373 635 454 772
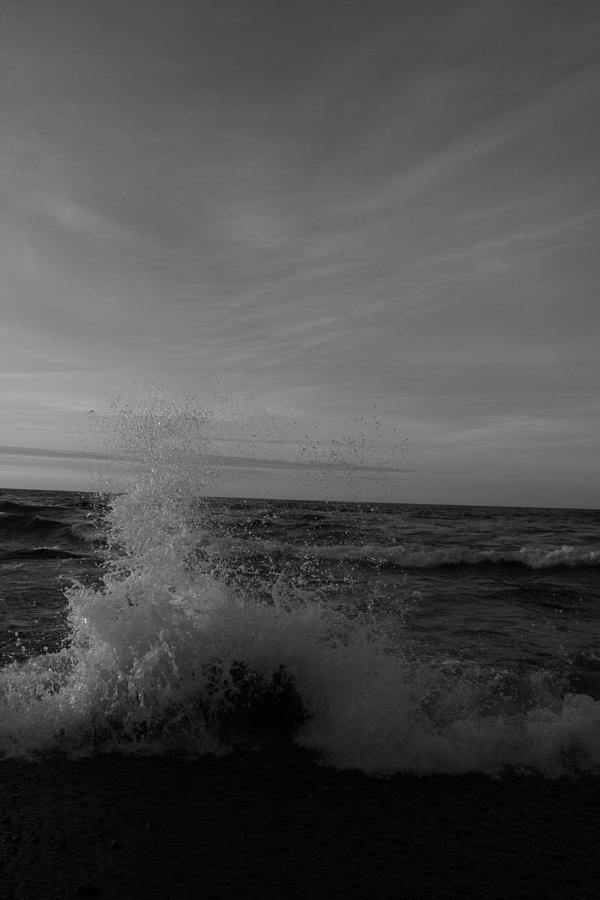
2 750 600 898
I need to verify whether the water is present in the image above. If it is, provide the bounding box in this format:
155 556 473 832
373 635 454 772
1 421 599 776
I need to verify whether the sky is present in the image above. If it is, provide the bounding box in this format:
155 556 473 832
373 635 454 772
1 0 599 506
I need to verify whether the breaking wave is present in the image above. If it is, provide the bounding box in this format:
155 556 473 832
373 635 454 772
1 401 600 776
196 537 600 571
0 500 102 546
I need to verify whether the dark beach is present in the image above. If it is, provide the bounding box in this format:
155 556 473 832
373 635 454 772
1 751 599 899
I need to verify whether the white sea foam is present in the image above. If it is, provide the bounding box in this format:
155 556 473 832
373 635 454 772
1 400 600 776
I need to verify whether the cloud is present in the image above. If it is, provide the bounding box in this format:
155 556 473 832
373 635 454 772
1 0 599 504
0 445 112 461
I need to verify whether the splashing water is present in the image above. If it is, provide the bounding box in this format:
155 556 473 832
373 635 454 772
2 401 600 776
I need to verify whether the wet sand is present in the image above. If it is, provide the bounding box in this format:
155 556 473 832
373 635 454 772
1 751 599 899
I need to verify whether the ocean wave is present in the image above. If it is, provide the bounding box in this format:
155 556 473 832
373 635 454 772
2 567 600 776
0 500 40 515
0 547 91 561
325 543 600 570
69 521 105 543
0 525 597 773
194 536 600 571
0 508 103 546
1 404 599 777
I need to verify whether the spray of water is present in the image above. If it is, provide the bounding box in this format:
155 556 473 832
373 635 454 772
2 398 600 775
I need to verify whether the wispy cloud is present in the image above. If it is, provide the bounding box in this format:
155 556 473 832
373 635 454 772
1 0 599 504
413 210 600 272
0 445 113 461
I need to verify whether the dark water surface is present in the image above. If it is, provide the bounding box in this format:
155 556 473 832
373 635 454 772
1 488 599 774
2 490 598 668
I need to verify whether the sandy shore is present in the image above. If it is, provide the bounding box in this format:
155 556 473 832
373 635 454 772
1 750 599 899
